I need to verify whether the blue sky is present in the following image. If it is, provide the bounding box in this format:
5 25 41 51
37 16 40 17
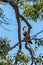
0 2 43 64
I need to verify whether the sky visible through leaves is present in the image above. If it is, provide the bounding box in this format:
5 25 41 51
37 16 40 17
0 2 43 65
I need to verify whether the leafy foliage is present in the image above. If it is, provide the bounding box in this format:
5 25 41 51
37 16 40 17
19 1 43 21
15 50 29 64
34 38 43 46
0 55 12 65
0 38 10 58
0 0 43 65
33 54 43 63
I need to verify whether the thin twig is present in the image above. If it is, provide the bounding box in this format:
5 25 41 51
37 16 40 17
31 30 43 38
8 40 24 52
8 37 43 52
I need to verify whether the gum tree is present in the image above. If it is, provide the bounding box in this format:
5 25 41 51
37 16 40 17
0 0 43 65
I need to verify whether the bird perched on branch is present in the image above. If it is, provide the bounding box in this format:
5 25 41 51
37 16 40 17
22 26 32 44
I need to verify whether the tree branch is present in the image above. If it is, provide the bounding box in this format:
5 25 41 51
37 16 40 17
25 43 34 65
3 0 32 29
3 0 32 50
19 14 32 29
9 0 22 50
8 40 24 52
31 29 43 38
7 37 42 52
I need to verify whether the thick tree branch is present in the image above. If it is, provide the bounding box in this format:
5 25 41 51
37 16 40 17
3 0 22 51
9 0 32 51
9 0 22 50
8 1 32 29
3 0 32 50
